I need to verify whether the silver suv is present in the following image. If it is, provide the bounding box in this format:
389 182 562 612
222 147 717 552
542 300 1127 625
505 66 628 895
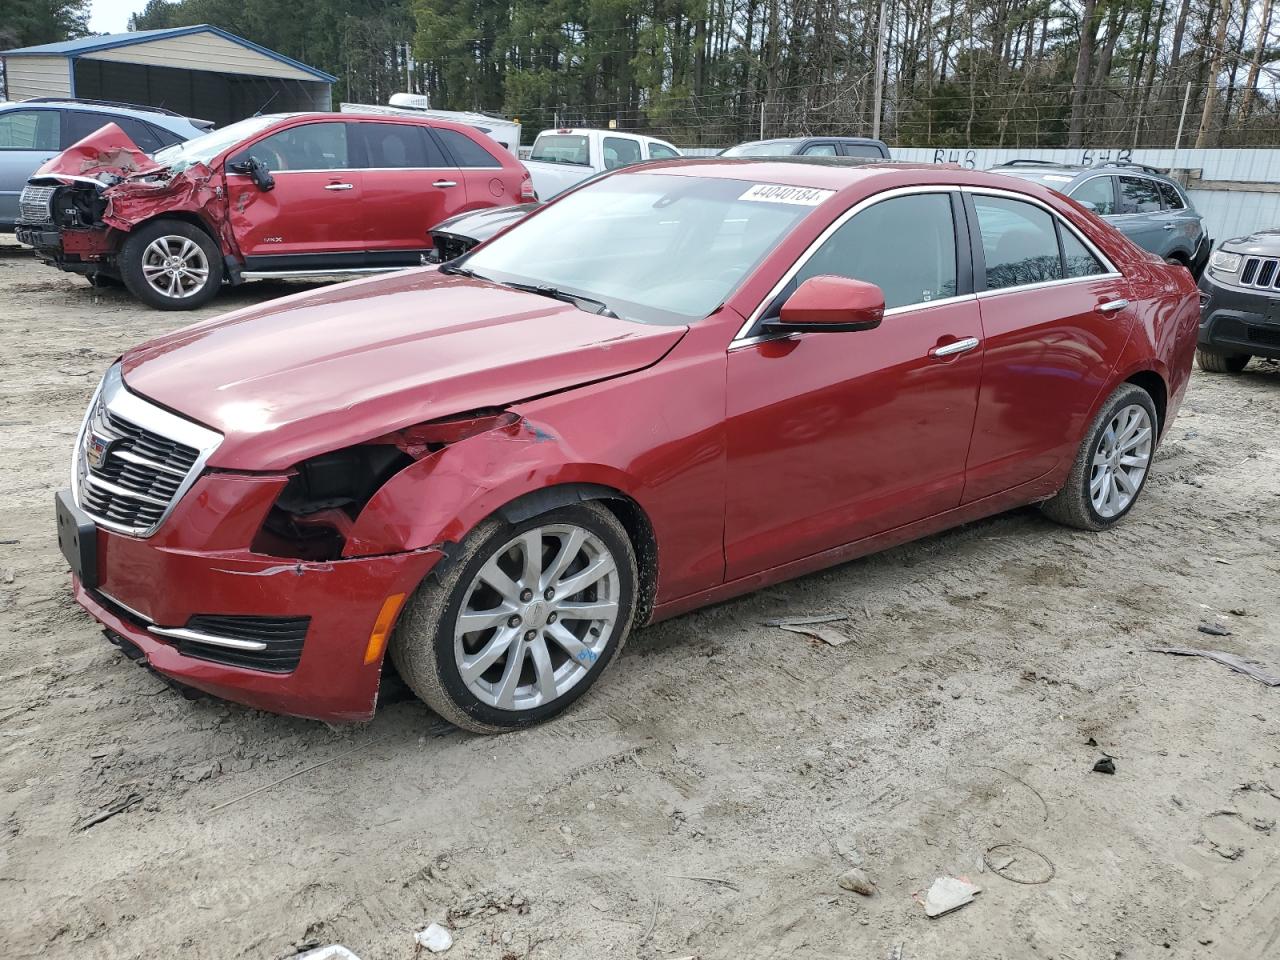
0 99 209 229
989 160 1209 276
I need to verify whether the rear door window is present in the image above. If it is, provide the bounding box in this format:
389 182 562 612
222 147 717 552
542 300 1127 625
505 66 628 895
1157 181 1185 210
973 195 1064 290
1118 176 1162 214
0 110 59 150
841 142 887 158
603 137 643 169
800 142 839 156
1068 176 1116 215
236 122 350 171
357 122 448 168
1061 228 1106 278
435 127 502 168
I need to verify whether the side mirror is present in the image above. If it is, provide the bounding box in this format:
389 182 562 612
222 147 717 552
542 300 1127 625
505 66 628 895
227 156 275 192
765 275 885 334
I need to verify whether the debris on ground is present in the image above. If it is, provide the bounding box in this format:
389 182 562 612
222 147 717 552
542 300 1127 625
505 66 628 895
762 615 852 646
921 876 982 917
77 791 143 831
1148 647 1280 686
1092 757 1116 775
415 923 453 953
1197 623 1233 637
295 947 362 960
982 843 1056 884
837 867 875 896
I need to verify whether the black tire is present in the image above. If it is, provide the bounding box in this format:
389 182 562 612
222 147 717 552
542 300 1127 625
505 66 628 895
119 219 223 310
1196 348 1250 373
1041 382 1159 531
390 502 639 733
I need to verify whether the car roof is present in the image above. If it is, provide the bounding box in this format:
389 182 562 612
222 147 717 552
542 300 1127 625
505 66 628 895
991 160 1176 183
2 98 206 134
612 156 1061 193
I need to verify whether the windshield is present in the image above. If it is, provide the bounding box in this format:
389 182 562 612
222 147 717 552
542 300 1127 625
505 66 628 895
152 116 282 171
530 134 590 165
722 141 799 157
460 173 828 324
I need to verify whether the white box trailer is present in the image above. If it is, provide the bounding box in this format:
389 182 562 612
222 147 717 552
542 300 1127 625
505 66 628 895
339 99 521 155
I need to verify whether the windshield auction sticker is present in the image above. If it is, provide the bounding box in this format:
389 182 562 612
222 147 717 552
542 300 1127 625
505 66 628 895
739 184 835 205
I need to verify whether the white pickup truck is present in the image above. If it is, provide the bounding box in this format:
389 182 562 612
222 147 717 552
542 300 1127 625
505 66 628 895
523 128 682 199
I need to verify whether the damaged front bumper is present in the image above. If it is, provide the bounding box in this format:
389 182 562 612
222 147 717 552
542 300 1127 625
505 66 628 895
63 472 443 722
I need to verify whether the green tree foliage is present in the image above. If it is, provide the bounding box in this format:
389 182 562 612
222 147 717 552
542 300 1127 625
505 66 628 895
1 0 90 48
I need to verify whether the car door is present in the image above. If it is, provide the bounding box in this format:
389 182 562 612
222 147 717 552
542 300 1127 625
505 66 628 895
433 125 514 210
226 119 367 267
1112 175 1168 257
0 108 61 224
961 189 1134 503
1155 179 1202 261
724 189 983 579
355 121 464 265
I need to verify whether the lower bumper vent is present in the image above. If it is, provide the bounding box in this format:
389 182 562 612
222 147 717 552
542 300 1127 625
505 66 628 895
155 615 310 673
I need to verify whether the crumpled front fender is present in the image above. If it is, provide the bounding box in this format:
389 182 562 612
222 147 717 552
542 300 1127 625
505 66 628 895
344 415 639 558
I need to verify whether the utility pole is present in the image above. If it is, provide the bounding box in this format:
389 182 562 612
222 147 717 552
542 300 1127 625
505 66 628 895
872 0 888 140
1174 80 1192 148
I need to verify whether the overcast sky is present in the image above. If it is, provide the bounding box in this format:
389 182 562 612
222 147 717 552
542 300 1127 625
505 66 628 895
90 1 146 34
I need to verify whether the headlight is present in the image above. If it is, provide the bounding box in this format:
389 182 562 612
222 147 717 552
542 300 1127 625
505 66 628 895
1209 250 1241 275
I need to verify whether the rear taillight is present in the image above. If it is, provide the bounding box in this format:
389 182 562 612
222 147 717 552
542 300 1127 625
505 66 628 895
519 171 537 202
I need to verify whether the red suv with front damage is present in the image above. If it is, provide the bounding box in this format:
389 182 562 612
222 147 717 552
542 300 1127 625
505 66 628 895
56 159 1200 731
16 112 534 309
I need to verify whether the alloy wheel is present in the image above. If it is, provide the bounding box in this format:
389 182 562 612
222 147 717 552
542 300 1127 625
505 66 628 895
141 235 210 300
453 524 620 711
1090 403 1153 519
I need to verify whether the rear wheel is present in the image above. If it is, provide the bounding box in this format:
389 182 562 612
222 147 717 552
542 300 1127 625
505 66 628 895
1196 348 1250 373
1041 383 1158 531
119 219 222 310
390 502 638 733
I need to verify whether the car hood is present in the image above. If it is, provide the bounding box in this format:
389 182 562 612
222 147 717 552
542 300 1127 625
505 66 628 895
433 202 541 242
1220 228 1280 257
120 269 687 471
32 123 165 184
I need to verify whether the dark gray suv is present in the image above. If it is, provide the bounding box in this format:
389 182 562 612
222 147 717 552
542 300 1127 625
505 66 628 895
1195 230 1280 373
990 160 1209 276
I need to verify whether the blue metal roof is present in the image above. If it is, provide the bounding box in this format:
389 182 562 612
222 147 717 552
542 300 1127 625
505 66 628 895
1 24 336 84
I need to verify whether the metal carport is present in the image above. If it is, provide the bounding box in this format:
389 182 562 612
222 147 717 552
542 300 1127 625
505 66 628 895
0 25 335 127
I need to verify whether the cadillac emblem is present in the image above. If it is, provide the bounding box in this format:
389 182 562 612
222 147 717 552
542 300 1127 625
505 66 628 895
86 432 112 470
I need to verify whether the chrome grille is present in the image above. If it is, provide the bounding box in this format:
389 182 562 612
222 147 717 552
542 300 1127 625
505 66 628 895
73 365 221 537
1240 256 1280 289
18 185 55 224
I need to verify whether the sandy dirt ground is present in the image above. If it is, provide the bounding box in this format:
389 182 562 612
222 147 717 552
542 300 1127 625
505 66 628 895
2 235 1279 960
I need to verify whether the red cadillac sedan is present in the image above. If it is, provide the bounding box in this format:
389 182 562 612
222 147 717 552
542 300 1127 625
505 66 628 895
56 158 1200 731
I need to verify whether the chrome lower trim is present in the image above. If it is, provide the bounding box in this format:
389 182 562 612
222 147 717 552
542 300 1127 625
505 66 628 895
97 589 154 624
240 267 407 281
147 625 268 652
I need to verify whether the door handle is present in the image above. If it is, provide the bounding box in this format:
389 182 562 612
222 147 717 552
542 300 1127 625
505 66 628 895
1097 298 1130 314
324 182 355 191
1163 223 1176 230
929 336 980 358
432 179 458 188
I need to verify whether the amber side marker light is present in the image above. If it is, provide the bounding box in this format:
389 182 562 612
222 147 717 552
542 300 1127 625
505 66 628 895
365 592 407 664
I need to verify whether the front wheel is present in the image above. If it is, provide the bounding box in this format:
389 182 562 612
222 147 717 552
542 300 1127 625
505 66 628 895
390 502 638 733
119 219 223 310
1196 348 1250 373
1041 383 1158 531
